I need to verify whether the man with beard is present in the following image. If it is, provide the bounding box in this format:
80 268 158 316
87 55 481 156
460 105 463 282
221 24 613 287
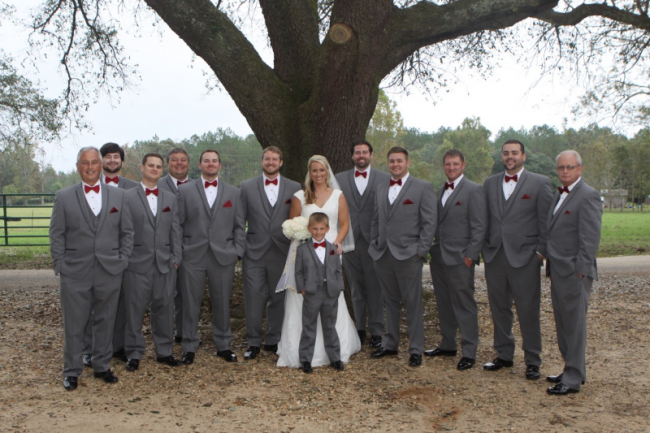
236 146 301 360
335 140 390 348
482 139 552 380
157 148 193 343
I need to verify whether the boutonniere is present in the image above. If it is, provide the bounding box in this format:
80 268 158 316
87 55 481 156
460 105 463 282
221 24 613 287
162 206 171 213
285 199 292 204
522 194 532 200
330 249 335 255
403 199 414 205
109 207 119 214
223 200 233 208
455 201 462 206
564 210 571 214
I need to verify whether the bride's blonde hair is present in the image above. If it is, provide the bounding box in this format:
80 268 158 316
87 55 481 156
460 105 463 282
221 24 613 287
304 155 332 205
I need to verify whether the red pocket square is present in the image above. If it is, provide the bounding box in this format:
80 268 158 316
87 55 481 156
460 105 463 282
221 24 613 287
285 199 292 204
522 194 532 199
223 200 233 208
109 207 119 214
455 201 462 206
564 210 571 214
330 249 335 255
403 199 414 205
162 206 171 212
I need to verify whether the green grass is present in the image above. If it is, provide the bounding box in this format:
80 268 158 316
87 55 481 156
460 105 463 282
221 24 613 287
599 210 650 257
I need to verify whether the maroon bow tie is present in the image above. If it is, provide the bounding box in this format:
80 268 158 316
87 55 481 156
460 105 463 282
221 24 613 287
105 176 119 184
265 178 278 186
205 180 217 188
177 179 188 186
558 186 570 194
146 188 158 196
505 174 518 183
84 184 100 194
314 241 326 249
444 182 454 191
355 170 367 178
390 178 402 187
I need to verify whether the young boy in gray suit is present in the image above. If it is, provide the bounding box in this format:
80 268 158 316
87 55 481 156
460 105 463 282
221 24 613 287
295 213 345 373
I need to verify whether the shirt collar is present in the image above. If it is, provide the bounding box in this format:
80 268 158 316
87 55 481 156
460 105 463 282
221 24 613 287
392 172 409 185
355 166 371 175
313 238 326 247
201 176 218 185
82 181 101 190
169 174 188 184
565 177 581 193
263 174 280 184
447 174 464 188
504 167 525 180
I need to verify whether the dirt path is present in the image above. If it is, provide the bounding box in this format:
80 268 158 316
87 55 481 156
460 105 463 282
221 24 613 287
1 257 649 432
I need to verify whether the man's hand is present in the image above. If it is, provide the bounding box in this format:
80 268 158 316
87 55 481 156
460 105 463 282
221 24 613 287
174 263 179 270
464 257 473 268
301 290 305 296
578 273 583 279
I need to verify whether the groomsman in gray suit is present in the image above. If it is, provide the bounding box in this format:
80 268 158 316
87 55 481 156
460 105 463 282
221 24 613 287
336 140 390 348
424 150 486 370
482 139 552 380
122 153 183 372
369 147 436 367
545 150 601 395
157 148 192 344
49 147 134 390
236 146 301 360
175 149 245 365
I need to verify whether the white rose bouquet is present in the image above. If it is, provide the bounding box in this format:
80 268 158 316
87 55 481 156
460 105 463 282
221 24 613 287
282 216 310 241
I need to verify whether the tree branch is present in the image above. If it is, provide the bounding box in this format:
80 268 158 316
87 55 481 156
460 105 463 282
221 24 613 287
536 3 650 31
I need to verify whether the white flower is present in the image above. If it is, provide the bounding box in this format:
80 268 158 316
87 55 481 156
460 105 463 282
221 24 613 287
282 216 310 241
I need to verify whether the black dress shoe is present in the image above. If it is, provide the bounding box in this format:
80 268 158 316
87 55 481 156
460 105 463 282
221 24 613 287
83 354 93 368
94 369 118 383
113 349 128 363
547 383 579 395
156 355 181 367
63 376 78 391
174 336 182 343
371 348 399 358
301 361 313 373
424 347 457 357
263 344 278 353
457 357 475 371
526 365 540 380
357 330 366 345
217 350 238 362
125 359 140 371
244 346 260 360
408 353 422 367
369 335 382 348
547 373 585 384
331 360 345 371
181 352 195 365
483 357 514 371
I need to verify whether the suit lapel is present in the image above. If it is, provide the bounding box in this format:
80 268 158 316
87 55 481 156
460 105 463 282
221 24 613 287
211 181 226 221
270 176 285 220
165 175 176 192
195 180 212 217
96 185 110 232
349 170 363 208
74 183 95 231
440 177 465 220
389 177 413 219
550 180 583 227
503 170 528 215
308 242 325 281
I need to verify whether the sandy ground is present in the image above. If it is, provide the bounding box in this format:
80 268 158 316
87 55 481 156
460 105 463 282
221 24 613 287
1 257 649 432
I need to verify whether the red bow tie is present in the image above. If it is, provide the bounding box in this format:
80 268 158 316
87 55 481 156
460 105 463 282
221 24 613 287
146 188 158 196
558 186 570 194
444 182 454 191
84 184 100 194
205 180 217 188
505 174 518 183
355 170 367 178
390 178 402 187
105 176 119 184
265 178 278 186
314 241 326 249
177 180 188 186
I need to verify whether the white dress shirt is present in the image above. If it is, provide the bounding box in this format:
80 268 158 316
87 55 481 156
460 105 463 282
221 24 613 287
389 173 409 205
103 173 120 188
313 239 326 264
554 177 581 215
502 167 525 201
354 166 371 196
169 174 189 189
202 176 218 208
141 183 158 216
263 174 280 206
441 174 463 207
83 181 102 216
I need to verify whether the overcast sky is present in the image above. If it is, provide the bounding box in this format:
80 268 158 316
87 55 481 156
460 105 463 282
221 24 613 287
1 2 631 173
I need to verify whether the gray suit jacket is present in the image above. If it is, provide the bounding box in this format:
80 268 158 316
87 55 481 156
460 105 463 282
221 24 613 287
157 174 192 195
546 179 601 280
49 183 134 278
175 179 245 266
482 169 553 267
124 187 182 274
336 168 391 244
369 175 437 261
432 177 487 266
236 175 301 260
295 239 344 298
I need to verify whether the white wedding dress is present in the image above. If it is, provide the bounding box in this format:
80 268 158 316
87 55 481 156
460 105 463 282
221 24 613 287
277 189 362 368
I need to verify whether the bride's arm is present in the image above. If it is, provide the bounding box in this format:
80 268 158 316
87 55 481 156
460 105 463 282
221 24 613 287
335 193 350 254
289 196 303 218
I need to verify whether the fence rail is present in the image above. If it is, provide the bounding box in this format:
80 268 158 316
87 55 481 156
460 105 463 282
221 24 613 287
1 193 55 247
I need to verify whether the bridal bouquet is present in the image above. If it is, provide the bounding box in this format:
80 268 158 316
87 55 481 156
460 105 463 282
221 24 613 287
282 216 310 241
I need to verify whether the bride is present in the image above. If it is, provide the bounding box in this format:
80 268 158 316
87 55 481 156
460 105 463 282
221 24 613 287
276 155 362 368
